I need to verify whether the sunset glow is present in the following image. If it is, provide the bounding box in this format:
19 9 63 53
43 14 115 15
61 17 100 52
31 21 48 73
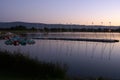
0 0 120 26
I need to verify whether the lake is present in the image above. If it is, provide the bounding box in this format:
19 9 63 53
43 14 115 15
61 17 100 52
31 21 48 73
0 32 120 79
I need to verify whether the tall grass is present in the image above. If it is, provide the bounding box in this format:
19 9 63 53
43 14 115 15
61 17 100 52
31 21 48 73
0 50 66 80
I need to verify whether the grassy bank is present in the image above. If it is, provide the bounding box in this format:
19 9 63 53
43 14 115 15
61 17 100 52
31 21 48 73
0 49 113 80
0 50 66 80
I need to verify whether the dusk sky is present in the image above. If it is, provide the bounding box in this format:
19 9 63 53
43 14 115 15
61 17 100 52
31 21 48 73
0 0 120 26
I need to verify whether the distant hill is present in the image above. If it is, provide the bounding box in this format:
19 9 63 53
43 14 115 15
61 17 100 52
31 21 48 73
0 21 119 29
0 22 46 29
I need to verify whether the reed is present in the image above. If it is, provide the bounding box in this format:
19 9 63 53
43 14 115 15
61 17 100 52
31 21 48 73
0 50 66 80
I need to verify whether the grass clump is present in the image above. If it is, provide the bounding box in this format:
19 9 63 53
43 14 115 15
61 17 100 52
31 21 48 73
0 50 66 80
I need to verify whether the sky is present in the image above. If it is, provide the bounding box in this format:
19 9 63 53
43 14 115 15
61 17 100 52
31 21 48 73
0 0 120 26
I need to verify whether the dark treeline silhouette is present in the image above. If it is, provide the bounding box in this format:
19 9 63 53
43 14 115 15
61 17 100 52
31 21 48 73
1 25 120 32
10 25 38 31
43 27 120 32
10 25 27 30
0 25 37 31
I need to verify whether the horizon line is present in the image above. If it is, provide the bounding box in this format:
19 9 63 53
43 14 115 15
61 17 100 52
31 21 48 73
0 21 120 27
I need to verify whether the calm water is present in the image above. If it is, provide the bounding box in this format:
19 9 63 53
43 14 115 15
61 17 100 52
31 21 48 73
1 32 120 79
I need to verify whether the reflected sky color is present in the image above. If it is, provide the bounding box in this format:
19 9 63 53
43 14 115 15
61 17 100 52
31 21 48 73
1 32 120 79
0 0 120 26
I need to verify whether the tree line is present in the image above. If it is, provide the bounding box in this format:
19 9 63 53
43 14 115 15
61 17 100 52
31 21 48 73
1 25 120 32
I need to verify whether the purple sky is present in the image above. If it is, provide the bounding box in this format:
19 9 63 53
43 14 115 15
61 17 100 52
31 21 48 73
0 0 120 26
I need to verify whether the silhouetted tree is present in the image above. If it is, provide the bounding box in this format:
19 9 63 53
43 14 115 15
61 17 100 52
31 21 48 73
30 27 36 31
10 25 27 30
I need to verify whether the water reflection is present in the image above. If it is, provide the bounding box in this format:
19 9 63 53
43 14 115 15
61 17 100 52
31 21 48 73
0 32 120 79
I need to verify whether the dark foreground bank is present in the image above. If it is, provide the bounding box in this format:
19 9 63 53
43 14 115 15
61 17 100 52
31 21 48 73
0 50 66 80
0 49 115 80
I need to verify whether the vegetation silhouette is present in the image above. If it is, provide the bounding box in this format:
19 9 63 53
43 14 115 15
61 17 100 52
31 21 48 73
0 50 66 79
1 25 120 33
